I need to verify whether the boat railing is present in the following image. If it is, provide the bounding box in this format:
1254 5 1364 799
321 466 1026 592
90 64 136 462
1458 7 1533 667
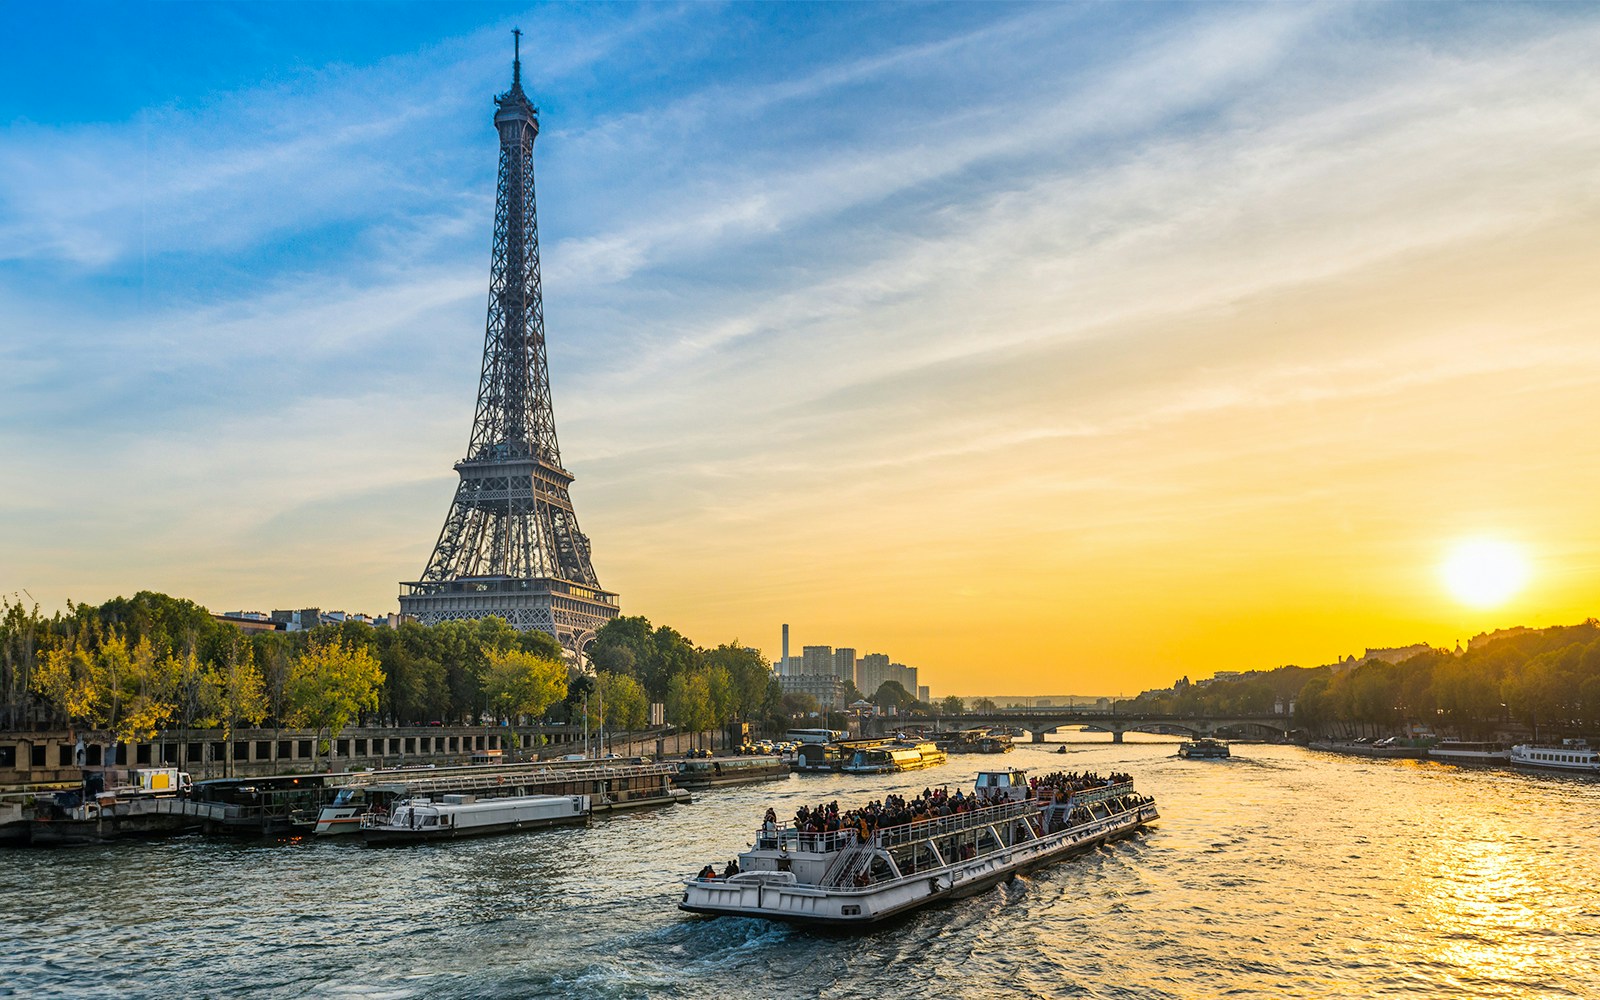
330 758 673 790
819 843 878 888
357 762 675 799
769 787 1138 854
778 826 860 854
1046 780 1134 807
872 800 1038 849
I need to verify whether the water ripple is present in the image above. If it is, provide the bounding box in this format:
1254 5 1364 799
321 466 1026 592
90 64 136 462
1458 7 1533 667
5 743 1600 998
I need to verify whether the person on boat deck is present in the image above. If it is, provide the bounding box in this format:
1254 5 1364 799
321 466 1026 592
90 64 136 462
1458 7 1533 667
698 864 717 880
723 860 740 878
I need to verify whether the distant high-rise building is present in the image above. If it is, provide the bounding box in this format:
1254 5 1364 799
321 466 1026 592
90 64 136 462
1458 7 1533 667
857 652 890 697
833 647 857 687
779 673 850 712
801 645 833 676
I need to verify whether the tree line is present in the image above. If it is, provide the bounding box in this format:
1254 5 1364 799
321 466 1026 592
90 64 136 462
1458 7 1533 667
1124 620 1600 740
0 591 861 759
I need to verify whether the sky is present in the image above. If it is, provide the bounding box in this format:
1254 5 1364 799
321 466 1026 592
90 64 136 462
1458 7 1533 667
3 2 1599 698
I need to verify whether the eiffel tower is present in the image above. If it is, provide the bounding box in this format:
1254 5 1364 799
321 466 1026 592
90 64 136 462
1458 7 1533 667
400 31 619 657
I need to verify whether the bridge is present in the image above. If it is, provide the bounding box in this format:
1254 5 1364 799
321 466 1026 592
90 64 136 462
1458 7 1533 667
861 710 1294 743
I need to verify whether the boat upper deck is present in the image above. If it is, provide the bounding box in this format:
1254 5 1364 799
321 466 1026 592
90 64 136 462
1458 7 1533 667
769 780 1136 856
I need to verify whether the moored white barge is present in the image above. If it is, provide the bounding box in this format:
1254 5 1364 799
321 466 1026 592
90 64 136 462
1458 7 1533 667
360 792 589 844
1509 740 1600 773
680 769 1157 927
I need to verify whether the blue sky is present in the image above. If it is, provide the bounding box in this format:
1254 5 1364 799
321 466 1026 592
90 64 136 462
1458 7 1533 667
4 3 1600 693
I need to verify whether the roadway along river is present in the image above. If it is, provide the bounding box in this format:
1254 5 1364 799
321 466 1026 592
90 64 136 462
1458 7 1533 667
4 735 1599 999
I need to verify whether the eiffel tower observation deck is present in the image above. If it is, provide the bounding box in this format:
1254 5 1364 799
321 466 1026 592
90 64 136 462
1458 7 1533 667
400 31 619 658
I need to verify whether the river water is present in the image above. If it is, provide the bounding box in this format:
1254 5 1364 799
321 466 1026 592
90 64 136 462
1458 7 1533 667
4 734 1599 999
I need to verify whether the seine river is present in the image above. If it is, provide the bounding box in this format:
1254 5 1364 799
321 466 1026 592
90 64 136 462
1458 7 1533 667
4 734 1599 999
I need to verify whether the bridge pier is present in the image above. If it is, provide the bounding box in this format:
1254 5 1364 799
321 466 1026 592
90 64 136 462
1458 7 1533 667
1111 730 1123 743
1031 731 1045 744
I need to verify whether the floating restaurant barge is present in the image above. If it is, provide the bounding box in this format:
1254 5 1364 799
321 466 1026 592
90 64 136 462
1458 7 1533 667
184 758 687 838
680 769 1158 928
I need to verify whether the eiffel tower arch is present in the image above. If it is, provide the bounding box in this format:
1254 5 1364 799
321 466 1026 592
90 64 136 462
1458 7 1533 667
400 32 619 659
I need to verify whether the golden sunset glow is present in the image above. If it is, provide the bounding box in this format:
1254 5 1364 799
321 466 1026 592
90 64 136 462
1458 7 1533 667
5 7 1600 698
1441 540 1530 610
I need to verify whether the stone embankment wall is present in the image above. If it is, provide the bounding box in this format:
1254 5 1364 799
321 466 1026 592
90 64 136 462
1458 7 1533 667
0 725 685 789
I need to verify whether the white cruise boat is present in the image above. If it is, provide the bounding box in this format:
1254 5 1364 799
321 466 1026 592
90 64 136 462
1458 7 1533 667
360 793 589 844
1509 740 1600 773
679 769 1157 927
1177 739 1230 760
1428 740 1510 764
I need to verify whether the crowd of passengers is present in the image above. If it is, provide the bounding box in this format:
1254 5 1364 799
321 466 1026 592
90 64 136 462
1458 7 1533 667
781 785 1012 845
1029 770 1132 800
772 771 1135 846
696 772 1151 880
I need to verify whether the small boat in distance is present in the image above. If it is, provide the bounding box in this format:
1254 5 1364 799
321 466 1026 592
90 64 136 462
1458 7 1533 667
1177 739 1230 760
1428 740 1510 764
360 793 589 844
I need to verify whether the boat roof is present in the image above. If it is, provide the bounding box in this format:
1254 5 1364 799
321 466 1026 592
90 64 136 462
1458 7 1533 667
975 769 1029 782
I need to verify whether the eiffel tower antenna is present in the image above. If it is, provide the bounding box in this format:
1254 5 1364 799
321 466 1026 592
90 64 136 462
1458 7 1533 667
400 39 619 660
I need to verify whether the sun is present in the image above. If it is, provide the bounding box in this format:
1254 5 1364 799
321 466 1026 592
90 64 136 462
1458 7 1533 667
1440 539 1530 608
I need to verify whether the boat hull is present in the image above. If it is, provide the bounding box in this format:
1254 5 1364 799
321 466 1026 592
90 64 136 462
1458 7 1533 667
361 811 586 844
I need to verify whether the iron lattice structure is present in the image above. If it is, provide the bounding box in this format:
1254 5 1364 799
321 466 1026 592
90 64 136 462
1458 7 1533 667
400 36 619 657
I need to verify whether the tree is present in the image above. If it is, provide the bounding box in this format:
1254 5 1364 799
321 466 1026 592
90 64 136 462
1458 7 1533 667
33 641 98 729
563 672 599 730
517 628 565 661
286 637 384 772
666 670 714 748
200 632 268 776
375 622 449 725
482 649 567 724
706 664 735 735
91 633 177 746
252 631 294 732
972 697 998 712
1 596 45 730
780 691 820 719
647 626 699 701
600 671 648 734
939 695 966 715
871 681 918 714
699 642 772 720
